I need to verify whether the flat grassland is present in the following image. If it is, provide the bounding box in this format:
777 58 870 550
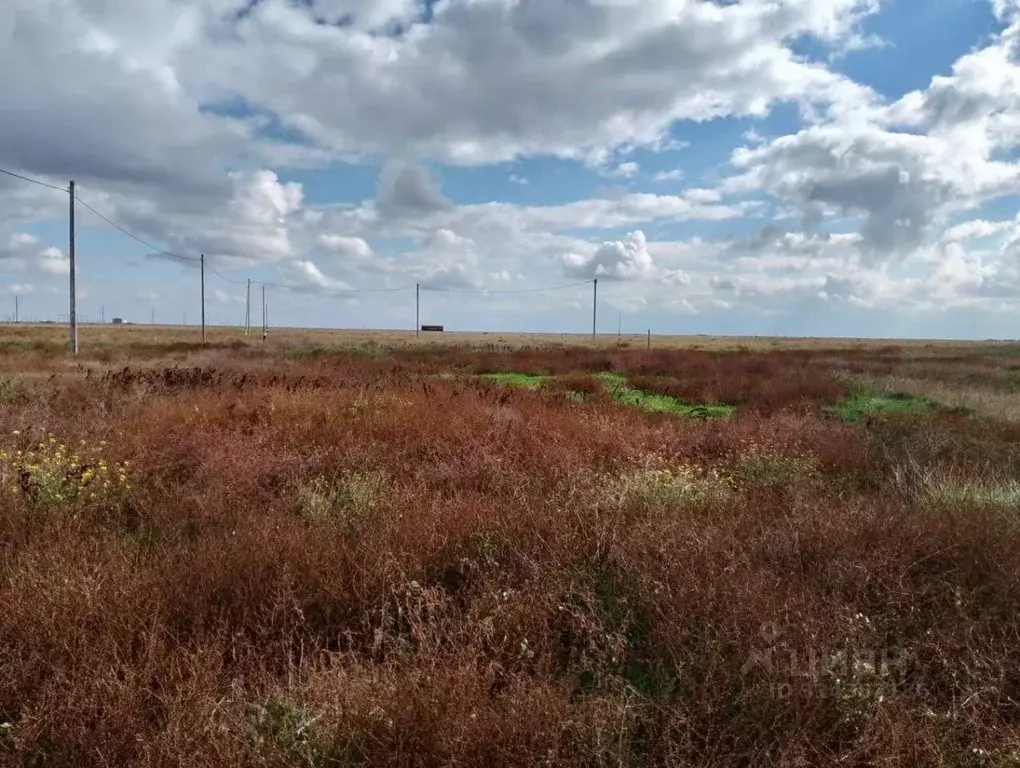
3 324 1020 766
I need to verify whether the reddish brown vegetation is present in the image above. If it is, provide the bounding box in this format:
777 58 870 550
2 341 1020 765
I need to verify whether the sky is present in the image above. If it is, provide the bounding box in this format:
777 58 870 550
2 0 1020 338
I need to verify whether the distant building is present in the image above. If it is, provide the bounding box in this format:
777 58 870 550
112 317 124 324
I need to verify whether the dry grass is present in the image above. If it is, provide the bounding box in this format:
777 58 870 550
2 332 1020 766
848 373 1020 421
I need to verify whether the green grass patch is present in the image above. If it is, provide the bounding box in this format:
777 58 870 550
826 391 951 423
597 373 734 419
478 372 548 389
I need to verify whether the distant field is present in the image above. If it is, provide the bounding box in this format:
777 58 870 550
3 328 1020 765
0 320 1008 352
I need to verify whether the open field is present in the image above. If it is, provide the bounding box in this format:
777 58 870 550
4 326 1020 765
3 321 1013 353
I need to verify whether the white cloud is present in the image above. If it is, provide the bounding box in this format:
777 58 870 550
190 0 878 163
728 11 1020 263
653 169 684 182
608 162 640 178
318 234 374 262
942 219 1013 243
288 260 355 291
0 232 70 276
0 282 33 295
37 246 69 275
562 230 689 284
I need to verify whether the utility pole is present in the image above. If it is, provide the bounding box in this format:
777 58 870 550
592 278 598 340
415 282 420 338
14 295 18 324
200 254 206 344
69 180 78 355
618 310 622 339
151 308 155 326
647 329 651 350
101 305 104 324
261 284 267 345
245 279 251 336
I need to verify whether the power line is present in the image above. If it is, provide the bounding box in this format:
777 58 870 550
3 165 599 310
421 280 594 294
73 193 199 263
252 278 411 294
206 265 247 285
0 166 67 193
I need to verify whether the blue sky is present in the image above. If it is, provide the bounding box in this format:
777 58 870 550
2 0 1020 338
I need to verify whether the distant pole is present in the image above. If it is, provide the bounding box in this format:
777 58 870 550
200 253 206 343
647 329 651 350
415 282 420 338
261 284 267 345
151 308 155 326
592 278 598 339
14 295 18 323
68 180 78 355
245 279 251 336
618 310 622 339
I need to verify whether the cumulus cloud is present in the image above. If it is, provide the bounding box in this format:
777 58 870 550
562 230 689 284
198 0 879 162
728 10 1020 264
67 169 305 267
288 260 355 292
318 234 374 262
0 233 69 276
377 161 452 217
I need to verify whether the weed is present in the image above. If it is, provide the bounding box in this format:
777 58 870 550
597 372 735 418
294 471 385 528
606 463 732 512
729 439 820 484
0 431 131 507
478 372 547 389
0 375 26 404
2 333 1020 765
826 391 947 423
250 697 329 766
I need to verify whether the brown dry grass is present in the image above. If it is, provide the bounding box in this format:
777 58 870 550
2 332 1020 766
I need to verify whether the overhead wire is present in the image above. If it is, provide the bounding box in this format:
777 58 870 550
420 280 594 294
0 166 599 301
72 193 199 263
0 166 68 193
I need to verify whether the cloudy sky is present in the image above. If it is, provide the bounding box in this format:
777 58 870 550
2 0 1020 337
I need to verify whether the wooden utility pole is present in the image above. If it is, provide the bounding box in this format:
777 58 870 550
200 254 206 343
68 180 78 354
416 282 420 338
591 278 598 339
261 284 267 345
245 279 251 336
